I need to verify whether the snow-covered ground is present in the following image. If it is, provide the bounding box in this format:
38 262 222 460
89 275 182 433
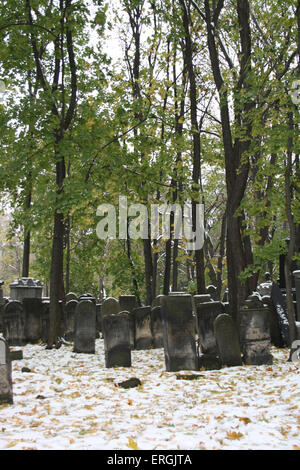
0 341 299 450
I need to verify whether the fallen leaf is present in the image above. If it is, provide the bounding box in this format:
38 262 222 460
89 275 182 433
127 438 139 450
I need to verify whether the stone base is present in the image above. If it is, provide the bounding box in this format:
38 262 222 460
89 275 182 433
9 349 23 361
105 347 131 368
198 354 222 370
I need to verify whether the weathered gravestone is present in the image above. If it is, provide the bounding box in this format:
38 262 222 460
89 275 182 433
206 285 218 301
161 295 197 372
151 306 164 348
151 295 165 307
73 300 96 354
41 300 50 343
119 295 139 349
134 306 152 350
65 292 78 302
261 296 284 348
102 313 131 368
0 335 13 404
10 277 43 301
95 303 102 335
214 314 242 367
64 300 78 341
240 295 273 366
197 301 224 355
79 293 96 304
270 283 290 346
3 301 26 346
22 298 43 343
196 300 224 370
102 297 120 317
193 294 212 336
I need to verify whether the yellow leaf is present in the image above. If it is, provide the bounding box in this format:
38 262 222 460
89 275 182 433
127 438 139 450
238 417 251 425
6 440 18 448
226 431 244 440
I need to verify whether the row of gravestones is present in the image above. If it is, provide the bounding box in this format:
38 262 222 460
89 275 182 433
0 290 297 406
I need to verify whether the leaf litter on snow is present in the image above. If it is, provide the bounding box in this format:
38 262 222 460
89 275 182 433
0 341 299 450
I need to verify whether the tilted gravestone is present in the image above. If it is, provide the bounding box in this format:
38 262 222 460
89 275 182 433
161 295 197 372
119 295 139 349
22 298 43 343
0 335 13 404
134 306 152 350
151 306 164 348
3 301 26 346
197 301 224 355
73 300 96 354
64 300 78 341
240 295 273 366
214 314 242 367
102 313 132 368
193 294 212 334
270 283 290 346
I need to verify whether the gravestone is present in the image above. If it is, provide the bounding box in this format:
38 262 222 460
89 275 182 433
151 295 165 307
102 297 120 317
214 314 242 367
261 296 284 347
161 295 197 372
41 300 50 343
73 300 96 354
196 301 223 355
193 294 212 307
206 285 218 301
119 295 139 349
10 277 43 301
102 313 132 368
293 271 300 321
22 298 43 343
3 301 26 346
270 283 290 346
78 294 96 304
134 306 152 350
96 303 102 335
64 300 78 341
0 335 13 404
193 294 213 335
151 306 164 348
65 292 78 302
240 295 273 365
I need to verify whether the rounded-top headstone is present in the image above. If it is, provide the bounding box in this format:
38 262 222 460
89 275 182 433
66 292 78 302
102 297 121 316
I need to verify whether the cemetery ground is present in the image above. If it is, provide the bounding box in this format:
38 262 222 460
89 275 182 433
0 340 299 451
